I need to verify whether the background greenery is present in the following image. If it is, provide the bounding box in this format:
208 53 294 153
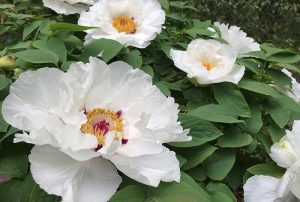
194 0 300 52
0 1 300 202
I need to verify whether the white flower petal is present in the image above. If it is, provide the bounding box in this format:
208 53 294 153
43 0 89 15
214 22 261 55
171 39 243 85
78 0 165 48
210 64 245 84
281 69 300 102
244 175 282 202
110 147 180 187
29 145 122 202
270 141 298 169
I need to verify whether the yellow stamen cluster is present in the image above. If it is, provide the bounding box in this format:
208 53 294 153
112 16 137 34
80 108 124 146
202 61 215 71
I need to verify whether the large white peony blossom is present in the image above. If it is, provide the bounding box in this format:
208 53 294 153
2 57 191 202
244 121 300 202
170 39 245 85
214 22 261 56
42 0 98 15
78 0 165 48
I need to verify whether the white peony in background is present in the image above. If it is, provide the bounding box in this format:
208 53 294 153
42 0 99 15
78 0 165 48
170 39 245 85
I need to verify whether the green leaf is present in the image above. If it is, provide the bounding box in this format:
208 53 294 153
213 83 250 117
49 22 95 32
111 173 211 202
210 191 233 202
247 163 285 178
80 39 123 63
158 0 169 9
0 145 28 178
0 174 60 202
187 166 206 182
121 49 143 69
269 124 285 143
261 43 293 57
268 53 300 64
266 69 292 87
140 65 154 77
155 81 171 96
189 104 242 123
181 144 217 170
218 127 253 148
276 95 300 113
13 49 59 65
45 38 67 63
0 75 10 91
265 99 290 128
207 183 237 202
275 63 300 74
204 149 236 181
184 27 214 38
237 59 264 74
239 78 279 97
23 20 43 40
256 133 273 154
170 114 223 147
244 103 263 134
109 185 147 202
0 127 19 145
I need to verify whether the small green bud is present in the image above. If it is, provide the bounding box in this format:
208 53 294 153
0 55 17 70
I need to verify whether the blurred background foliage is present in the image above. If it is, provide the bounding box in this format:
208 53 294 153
194 0 300 52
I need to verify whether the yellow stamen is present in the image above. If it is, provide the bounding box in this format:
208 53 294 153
202 61 215 71
80 108 125 146
112 16 137 34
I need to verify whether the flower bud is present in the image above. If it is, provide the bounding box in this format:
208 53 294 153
0 55 17 70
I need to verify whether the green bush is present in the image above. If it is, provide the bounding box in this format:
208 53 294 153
195 0 300 51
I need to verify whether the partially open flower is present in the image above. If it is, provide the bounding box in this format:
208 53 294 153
42 0 98 15
214 22 261 56
244 121 300 202
2 57 191 202
78 0 165 48
170 39 245 85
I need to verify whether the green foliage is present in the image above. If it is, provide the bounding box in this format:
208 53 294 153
0 0 299 202
194 0 300 51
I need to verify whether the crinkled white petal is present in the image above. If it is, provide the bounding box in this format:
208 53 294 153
109 147 180 187
42 0 92 15
244 175 293 202
29 145 122 202
214 22 261 55
83 59 191 153
171 39 243 85
78 0 165 48
2 67 98 151
283 160 300 200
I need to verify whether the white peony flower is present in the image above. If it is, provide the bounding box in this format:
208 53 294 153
78 0 165 48
214 22 261 55
170 39 245 85
281 69 300 102
2 57 191 202
42 0 98 15
244 121 300 202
